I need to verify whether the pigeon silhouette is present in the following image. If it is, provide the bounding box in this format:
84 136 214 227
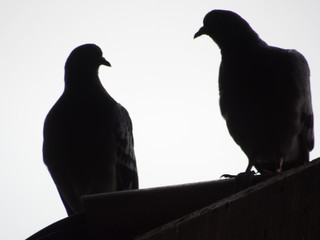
195 10 314 173
43 44 138 215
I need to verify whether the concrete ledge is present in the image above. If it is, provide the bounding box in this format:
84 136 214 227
28 159 320 239
82 174 272 239
26 213 87 240
136 158 320 240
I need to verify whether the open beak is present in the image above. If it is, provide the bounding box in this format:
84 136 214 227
101 57 111 67
194 26 206 39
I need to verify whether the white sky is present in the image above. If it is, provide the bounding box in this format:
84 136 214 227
1 1 320 239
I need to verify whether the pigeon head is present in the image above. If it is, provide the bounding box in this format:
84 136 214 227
65 44 111 76
194 10 261 50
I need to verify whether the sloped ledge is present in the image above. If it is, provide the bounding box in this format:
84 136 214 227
27 158 320 240
82 171 271 239
136 158 320 240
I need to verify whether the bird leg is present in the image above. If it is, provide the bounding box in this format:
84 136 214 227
245 161 253 172
276 157 284 173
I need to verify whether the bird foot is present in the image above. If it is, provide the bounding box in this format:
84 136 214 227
221 170 256 179
236 170 256 180
233 171 256 192
221 171 257 192
220 174 237 178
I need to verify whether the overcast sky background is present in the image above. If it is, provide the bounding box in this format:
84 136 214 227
1 1 320 239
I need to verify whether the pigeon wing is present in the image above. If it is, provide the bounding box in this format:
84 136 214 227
289 50 314 152
114 103 138 190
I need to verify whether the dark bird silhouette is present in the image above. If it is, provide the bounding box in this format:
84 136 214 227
43 44 138 215
194 10 314 174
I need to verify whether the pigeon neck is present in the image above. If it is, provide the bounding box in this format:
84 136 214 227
220 45 250 56
220 38 266 57
64 71 103 91
217 33 266 54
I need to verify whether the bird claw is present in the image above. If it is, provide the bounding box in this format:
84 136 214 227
220 174 237 178
221 170 256 179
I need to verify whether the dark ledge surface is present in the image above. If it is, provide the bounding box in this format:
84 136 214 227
28 158 320 240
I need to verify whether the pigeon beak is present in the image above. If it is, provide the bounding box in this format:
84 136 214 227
101 57 111 67
194 26 206 39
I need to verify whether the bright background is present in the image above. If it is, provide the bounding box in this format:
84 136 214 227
1 1 319 239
